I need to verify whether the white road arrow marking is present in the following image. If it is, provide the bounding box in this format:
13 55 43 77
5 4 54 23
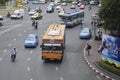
56 67 58 70
27 58 30 61
0 57 2 61
3 49 6 53
27 67 30 71
60 77 63 80
19 34 22 36
8 44 11 47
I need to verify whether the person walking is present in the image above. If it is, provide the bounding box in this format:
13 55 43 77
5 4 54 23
88 5 92 11
28 7 31 12
85 42 92 55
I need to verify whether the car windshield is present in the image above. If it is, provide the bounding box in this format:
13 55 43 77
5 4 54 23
26 37 35 41
34 13 39 16
82 29 89 33
13 13 19 15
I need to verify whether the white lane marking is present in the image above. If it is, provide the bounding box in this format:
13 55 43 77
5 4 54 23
96 75 100 80
27 67 30 71
18 34 22 36
3 49 6 53
30 78 33 80
56 67 58 70
8 44 11 47
30 51 33 54
0 24 22 35
27 58 30 61
13 38 16 41
0 57 2 61
60 77 63 80
24 31 26 32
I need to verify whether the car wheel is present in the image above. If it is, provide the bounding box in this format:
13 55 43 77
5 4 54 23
21 16 23 19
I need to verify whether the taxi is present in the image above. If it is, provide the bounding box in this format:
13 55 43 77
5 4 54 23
70 5 75 9
58 10 65 17
31 13 42 20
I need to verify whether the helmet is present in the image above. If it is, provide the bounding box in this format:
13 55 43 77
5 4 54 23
13 47 16 50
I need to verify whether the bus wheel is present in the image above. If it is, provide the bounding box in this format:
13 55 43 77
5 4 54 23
59 57 63 63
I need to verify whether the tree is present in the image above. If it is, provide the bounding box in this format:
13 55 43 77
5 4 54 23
98 0 120 37
0 0 9 6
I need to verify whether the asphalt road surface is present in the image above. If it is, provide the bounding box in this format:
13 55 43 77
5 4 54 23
0 2 107 80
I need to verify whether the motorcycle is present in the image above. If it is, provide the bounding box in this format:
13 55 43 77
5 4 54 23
11 54 16 62
34 22 38 29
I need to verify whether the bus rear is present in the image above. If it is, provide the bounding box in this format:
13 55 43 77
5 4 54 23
41 24 66 62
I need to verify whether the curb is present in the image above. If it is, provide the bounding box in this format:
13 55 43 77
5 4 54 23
83 41 115 80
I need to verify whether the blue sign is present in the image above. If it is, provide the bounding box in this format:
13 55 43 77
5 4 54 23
102 34 120 62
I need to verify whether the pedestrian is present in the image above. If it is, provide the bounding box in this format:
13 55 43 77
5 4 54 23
28 7 31 12
85 42 92 55
88 5 92 11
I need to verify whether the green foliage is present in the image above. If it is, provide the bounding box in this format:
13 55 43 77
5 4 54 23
98 0 120 36
0 0 9 4
98 61 120 76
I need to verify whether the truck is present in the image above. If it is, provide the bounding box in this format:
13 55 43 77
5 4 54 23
40 24 66 62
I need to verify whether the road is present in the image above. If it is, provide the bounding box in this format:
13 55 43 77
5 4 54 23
0 2 106 80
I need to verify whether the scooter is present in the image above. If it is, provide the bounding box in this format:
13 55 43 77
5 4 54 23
11 54 16 62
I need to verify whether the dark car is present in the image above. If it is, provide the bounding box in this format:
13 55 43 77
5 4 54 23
46 6 54 13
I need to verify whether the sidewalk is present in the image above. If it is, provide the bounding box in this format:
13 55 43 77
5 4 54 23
83 39 116 80
0 2 18 16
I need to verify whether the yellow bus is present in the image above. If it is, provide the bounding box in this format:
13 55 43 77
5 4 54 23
40 24 66 62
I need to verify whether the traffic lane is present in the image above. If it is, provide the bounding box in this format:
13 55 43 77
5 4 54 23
63 25 99 80
0 47 30 80
0 7 60 55
26 25 99 80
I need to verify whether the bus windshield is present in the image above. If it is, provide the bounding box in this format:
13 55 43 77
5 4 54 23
42 46 62 51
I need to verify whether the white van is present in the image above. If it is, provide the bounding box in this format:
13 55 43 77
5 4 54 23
10 9 24 19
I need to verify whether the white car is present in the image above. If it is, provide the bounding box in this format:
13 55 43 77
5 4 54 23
10 9 24 19
72 1 78 4
10 13 23 19
98 3 101 8
54 1 60 6
61 2 67 6
56 6 61 10
49 2 55 7
29 10 37 15
89 0 99 5
0 15 3 20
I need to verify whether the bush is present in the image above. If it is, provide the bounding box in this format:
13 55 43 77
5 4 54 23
97 61 120 76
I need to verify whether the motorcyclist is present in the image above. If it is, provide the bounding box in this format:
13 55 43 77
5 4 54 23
7 12 11 18
88 6 92 11
11 47 17 61
28 7 31 12
32 19 35 26
34 21 38 29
